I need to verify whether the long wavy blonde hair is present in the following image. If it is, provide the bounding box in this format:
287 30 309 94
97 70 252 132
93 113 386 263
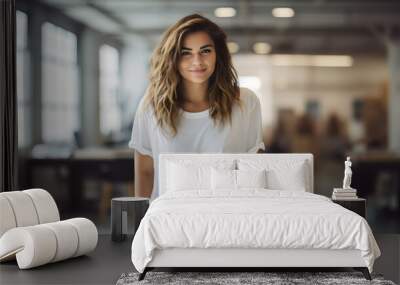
144 14 240 136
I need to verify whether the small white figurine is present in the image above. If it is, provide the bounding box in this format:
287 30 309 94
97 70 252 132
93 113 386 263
342 156 353 189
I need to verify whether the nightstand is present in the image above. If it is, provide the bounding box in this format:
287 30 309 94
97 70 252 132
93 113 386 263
332 198 366 218
111 197 149 242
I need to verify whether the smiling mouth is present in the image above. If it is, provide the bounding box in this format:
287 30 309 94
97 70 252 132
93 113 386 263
189 68 207 73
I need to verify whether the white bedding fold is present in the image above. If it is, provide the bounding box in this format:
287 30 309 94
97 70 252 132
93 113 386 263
131 189 380 273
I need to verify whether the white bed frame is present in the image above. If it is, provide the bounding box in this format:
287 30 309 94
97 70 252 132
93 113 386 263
140 154 371 280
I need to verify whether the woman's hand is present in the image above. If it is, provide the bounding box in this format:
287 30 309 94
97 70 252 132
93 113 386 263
134 151 154 198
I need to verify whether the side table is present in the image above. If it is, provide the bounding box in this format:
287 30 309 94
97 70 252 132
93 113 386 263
111 197 149 242
332 198 366 218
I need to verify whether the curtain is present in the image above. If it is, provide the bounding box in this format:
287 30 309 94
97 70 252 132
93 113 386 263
0 0 17 192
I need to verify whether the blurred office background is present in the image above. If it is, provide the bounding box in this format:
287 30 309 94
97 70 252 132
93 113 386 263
15 0 400 233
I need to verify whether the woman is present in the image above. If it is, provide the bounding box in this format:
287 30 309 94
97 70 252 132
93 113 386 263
129 14 265 199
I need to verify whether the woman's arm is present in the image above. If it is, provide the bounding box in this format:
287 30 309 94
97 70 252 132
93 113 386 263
134 151 154 198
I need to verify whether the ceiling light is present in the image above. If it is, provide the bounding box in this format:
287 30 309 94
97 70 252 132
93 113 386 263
271 55 354 67
227 42 239 54
253 42 271 54
312 55 354 67
272 7 295 18
214 7 236 18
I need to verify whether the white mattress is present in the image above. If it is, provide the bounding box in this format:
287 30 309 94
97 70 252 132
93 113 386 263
131 190 381 273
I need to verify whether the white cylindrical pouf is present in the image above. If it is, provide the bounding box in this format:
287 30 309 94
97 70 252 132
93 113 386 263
0 226 57 269
0 195 17 237
42 221 79 262
23 189 60 224
65 218 98 257
1 192 39 227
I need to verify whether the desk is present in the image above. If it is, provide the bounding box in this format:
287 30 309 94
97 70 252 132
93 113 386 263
26 152 134 212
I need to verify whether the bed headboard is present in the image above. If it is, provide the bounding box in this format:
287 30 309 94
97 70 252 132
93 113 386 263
159 153 314 195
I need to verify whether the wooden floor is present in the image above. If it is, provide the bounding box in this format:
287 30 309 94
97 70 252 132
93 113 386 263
0 234 399 285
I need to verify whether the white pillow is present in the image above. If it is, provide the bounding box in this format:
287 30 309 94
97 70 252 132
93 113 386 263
211 168 236 190
236 169 267 188
211 169 267 190
267 167 306 191
166 160 235 191
237 159 308 191
167 162 209 191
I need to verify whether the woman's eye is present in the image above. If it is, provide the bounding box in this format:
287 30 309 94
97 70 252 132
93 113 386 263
181 51 191 56
201 49 211 54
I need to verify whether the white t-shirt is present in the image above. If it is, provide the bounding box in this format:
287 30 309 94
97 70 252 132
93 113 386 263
128 87 265 198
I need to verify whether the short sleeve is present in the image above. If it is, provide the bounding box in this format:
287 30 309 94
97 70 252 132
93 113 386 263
128 99 153 157
245 90 266 153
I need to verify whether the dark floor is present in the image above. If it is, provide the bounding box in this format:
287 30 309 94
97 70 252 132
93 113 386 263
0 234 399 285
0 235 133 285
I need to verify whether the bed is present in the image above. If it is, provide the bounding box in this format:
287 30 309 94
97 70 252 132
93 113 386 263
131 153 381 281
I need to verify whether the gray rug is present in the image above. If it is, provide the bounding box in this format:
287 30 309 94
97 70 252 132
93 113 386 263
116 271 396 285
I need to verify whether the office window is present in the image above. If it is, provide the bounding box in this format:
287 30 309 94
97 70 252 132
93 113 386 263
16 10 30 147
41 22 79 143
99 44 121 138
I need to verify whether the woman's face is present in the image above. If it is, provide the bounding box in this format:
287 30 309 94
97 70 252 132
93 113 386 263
178 31 216 85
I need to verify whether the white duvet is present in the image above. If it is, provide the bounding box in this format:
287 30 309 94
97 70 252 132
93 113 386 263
131 189 381 273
